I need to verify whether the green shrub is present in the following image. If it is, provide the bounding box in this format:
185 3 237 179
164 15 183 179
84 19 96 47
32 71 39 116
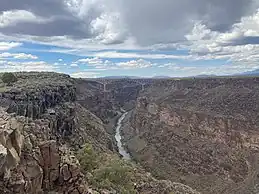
91 159 136 193
1 72 17 85
77 144 99 172
77 144 137 193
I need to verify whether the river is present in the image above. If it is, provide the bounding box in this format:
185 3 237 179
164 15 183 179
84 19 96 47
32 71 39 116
115 111 131 160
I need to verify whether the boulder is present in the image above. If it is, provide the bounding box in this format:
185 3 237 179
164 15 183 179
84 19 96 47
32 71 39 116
0 144 7 175
39 140 60 190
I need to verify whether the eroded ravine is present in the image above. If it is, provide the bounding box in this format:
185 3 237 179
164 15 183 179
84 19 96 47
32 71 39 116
115 111 131 160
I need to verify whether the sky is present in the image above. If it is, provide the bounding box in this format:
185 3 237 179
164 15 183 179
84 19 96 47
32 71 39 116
1 0 259 78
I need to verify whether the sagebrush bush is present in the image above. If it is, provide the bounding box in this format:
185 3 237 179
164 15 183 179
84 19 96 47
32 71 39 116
77 143 99 172
78 144 137 193
92 159 134 189
1 72 17 85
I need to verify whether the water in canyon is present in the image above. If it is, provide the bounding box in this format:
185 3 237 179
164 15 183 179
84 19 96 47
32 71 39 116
115 111 131 160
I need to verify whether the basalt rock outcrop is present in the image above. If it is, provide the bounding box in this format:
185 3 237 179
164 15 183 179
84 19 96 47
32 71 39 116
0 73 76 119
0 73 113 151
123 78 259 194
0 108 88 194
0 73 112 193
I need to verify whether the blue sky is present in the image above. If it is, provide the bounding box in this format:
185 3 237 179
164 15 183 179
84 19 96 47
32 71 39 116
0 0 259 78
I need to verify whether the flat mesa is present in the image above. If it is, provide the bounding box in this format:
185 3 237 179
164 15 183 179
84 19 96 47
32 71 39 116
115 111 131 160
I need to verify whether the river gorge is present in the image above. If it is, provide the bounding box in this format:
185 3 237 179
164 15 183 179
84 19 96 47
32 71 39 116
115 111 131 160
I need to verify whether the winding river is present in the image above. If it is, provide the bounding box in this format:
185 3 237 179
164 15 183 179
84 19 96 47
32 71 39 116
115 111 131 160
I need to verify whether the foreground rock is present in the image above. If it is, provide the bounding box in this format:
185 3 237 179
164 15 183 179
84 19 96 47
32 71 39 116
0 73 107 193
0 108 88 193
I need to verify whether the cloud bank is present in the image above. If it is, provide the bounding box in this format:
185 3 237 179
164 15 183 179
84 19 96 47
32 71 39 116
1 0 259 77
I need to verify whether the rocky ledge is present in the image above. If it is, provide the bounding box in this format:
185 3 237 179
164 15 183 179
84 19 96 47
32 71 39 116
0 108 88 194
0 72 76 119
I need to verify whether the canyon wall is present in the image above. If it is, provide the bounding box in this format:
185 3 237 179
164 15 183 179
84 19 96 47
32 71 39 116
124 78 259 194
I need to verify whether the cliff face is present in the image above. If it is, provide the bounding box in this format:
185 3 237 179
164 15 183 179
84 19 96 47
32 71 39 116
0 73 113 150
0 73 113 193
1 73 76 119
0 108 88 194
124 78 259 194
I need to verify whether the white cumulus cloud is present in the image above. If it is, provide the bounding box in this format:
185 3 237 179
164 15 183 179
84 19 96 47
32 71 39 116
0 61 57 72
0 10 49 27
0 42 22 50
117 59 152 69
70 71 100 78
0 52 38 59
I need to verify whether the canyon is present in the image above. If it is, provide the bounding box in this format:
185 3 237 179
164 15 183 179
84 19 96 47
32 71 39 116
0 72 259 193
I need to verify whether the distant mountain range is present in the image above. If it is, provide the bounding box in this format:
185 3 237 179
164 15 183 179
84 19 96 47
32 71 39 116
152 76 172 79
192 74 218 78
238 69 259 76
99 75 172 79
96 70 259 80
99 76 142 79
